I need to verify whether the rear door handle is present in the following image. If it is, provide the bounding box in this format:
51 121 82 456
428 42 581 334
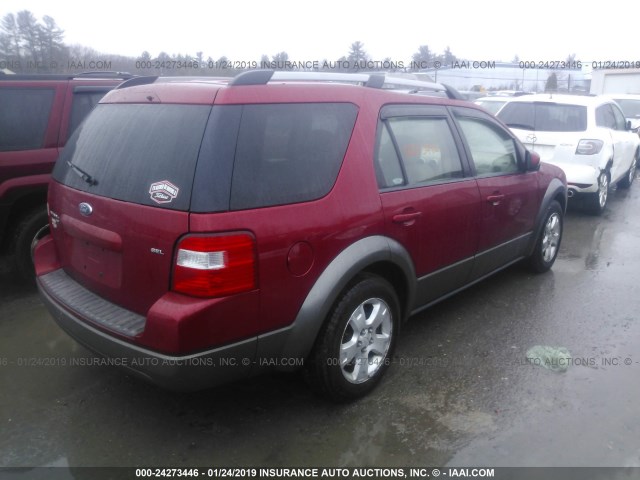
392 212 422 225
486 194 505 206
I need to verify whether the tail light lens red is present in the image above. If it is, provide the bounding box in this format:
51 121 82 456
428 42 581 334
172 233 256 298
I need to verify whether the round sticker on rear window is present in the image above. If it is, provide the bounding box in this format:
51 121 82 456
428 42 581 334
149 180 179 204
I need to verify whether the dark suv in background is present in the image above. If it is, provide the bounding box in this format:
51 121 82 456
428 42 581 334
0 72 131 280
35 71 567 400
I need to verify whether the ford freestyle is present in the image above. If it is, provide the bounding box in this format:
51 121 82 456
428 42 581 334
35 71 567 401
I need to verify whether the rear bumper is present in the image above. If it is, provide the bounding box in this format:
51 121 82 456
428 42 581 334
37 270 256 391
547 161 600 195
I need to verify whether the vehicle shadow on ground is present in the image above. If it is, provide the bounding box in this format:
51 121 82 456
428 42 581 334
0 255 38 297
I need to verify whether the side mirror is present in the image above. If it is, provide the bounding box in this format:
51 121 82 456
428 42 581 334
525 150 541 171
627 120 633 131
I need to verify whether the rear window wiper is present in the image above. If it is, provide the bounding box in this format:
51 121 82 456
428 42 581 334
66 160 98 186
505 123 535 130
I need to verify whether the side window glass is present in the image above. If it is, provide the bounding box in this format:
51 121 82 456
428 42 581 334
457 117 519 176
69 91 112 137
230 103 358 210
382 117 464 187
375 124 404 188
0 88 55 151
595 106 607 128
596 105 617 130
611 104 627 131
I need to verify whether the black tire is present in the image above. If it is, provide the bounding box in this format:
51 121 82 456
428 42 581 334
10 206 49 282
585 171 609 215
529 200 563 273
305 275 400 402
618 153 637 189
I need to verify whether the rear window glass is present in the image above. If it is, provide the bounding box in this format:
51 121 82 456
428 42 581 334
229 103 358 210
0 88 55 151
474 99 507 115
498 102 587 132
53 104 211 211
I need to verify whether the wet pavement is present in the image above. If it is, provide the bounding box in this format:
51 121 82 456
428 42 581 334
1 183 640 470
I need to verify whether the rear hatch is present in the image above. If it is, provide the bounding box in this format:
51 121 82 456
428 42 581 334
498 100 588 163
50 101 212 315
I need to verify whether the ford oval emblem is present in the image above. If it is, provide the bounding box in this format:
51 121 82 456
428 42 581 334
79 202 93 216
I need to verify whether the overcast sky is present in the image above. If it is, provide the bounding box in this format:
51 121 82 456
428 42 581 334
1 0 637 65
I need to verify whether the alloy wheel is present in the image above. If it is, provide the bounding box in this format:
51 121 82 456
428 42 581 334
598 173 609 208
339 297 393 384
541 212 561 263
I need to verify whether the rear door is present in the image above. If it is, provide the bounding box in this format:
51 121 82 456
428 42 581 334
452 106 539 278
376 105 482 307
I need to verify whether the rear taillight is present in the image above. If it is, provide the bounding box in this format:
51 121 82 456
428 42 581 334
576 139 603 155
172 233 256 298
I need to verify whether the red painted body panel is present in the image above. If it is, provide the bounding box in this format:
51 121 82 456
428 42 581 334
381 180 482 277
48 181 189 315
476 172 539 252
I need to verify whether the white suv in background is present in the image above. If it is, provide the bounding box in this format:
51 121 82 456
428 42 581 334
498 94 640 214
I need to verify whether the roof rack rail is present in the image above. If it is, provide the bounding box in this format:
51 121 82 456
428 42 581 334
442 84 464 100
116 75 159 89
228 70 461 97
74 71 135 80
0 71 135 81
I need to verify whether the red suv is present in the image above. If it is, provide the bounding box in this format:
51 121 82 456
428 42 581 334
0 72 131 279
35 71 567 400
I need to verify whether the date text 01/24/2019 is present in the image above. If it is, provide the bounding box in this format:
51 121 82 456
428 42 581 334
519 60 640 69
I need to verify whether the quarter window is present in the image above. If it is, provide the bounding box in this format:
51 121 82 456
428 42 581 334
230 103 358 210
596 105 617 130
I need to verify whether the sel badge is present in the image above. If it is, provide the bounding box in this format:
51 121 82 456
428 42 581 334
149 180 179 204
